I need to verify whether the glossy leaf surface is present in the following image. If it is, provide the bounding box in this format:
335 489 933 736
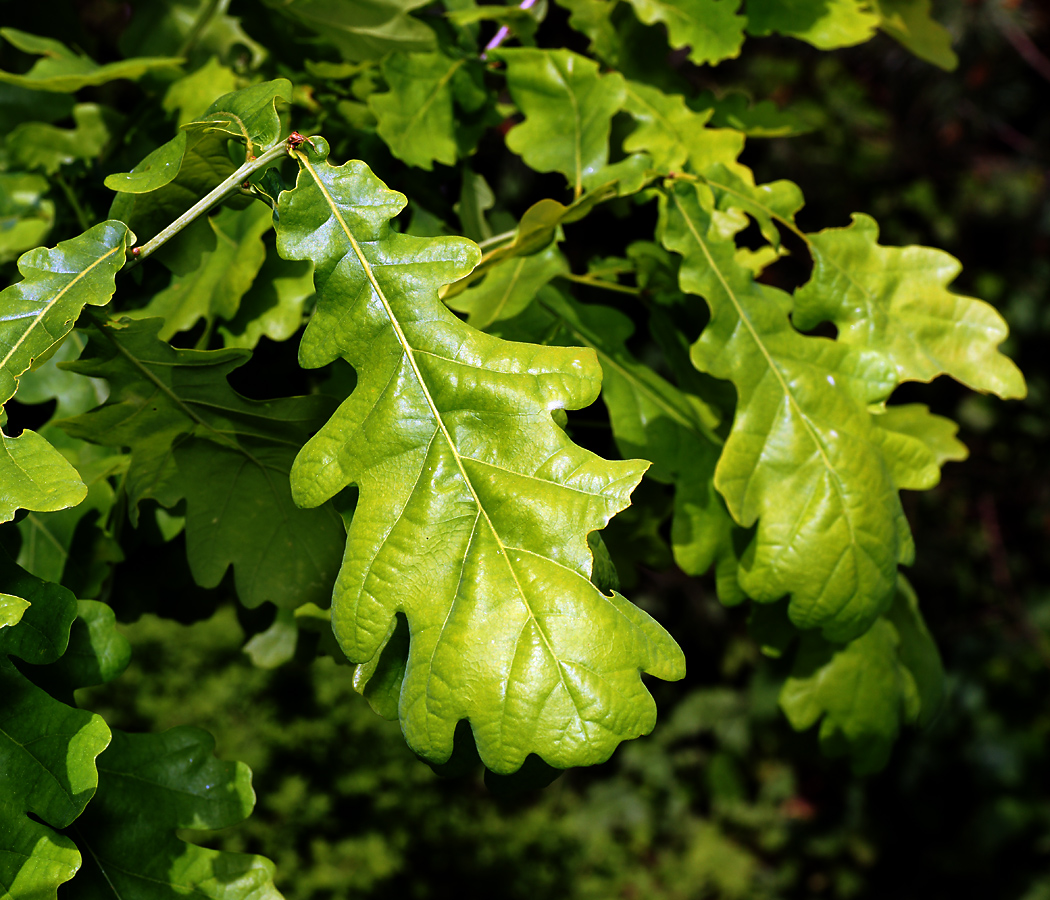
277 138 684 773
661 180 909 641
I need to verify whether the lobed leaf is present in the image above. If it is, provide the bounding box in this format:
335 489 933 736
874 0 957 70
0 552 110 898
493 48 626 197
68 727 284 900
623 0 745 66
661 179 910 641
795 213 1026 398
780 577 944 773
5 104 115 176
262 0 437 61
277 137 684 773
59 318 345 609
744 0 879 49
622 81 744 176
0 172 55 264
0 28 181 93
370 51 464 170
873 403 967 491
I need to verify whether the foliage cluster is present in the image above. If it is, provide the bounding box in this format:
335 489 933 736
0 0 1037 896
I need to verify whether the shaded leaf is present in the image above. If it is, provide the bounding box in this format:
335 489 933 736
277 137 684 773
163 58 240 127
696 89 817 136
0 28 181 93
661 179 909 641
744 0 879 49
126 203 272 341
69 726 284 900
0 551 109 898
794 213 1026 398
447 241 569 329
623 0 745 65
494 48 626 196
780 577 943 773
263 0 437 62
0 172 55 264
553 0 623 64
58 319 344 609
243 608 299 668
874 0 957 70
5 104 116 175
370 51 465 170
219 254 315 349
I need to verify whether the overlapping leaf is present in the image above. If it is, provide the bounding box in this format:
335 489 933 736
622 81 745 175
59 318 345 609
794 213 1026 398
623 0 745 65
493 48 626 196
0 551 110 899
661 180 910 641
370 52 465 170
4 104 115 175
68 727 283 900
0 172 54 264
874 0 957 69
262 0 437 61
873 403 967 491
277 137 684 773
744 0 879 49
780 577 943 773
0 221 131 523
0 28 181 92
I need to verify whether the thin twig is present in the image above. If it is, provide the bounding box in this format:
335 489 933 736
482 0 539 56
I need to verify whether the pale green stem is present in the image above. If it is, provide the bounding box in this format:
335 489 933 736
557 272 641 295
476 228 517 250
132 140 290 264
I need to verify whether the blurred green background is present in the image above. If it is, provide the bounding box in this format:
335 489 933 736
64 2 1050 898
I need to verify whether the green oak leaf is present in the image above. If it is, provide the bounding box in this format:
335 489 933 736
447 241 569 329
163 58 240 126
622 81 745 175
0 172 54 264
695 90 817 136
0 551 110 898
794 213 1027 398
262 0 437 61
277 137 684 773
505 287 732 577
553 0 623 64
106 79 291 193
872 403 967 491
118 0 268 69
126 203 272 341
744 0 880 49
0 28 181 93
219 254 316 349
5 104 116 176
58 318 345 609
780 576 944 773
0 221 131 523
661 179 910 642
494 48 626 196
700 162 804 248
68 727 284 900
0 594 30 627
623 0 745 65
370 51 465 170
874 0 957 70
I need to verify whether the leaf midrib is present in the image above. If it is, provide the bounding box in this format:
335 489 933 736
296 150 582 719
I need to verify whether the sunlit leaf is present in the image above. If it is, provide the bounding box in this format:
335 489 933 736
744 0 879 49
795 213 1026 398
277 136 684 773
661 179 909 641
873 403 967 491
623 0 745 65
5 104 116 175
